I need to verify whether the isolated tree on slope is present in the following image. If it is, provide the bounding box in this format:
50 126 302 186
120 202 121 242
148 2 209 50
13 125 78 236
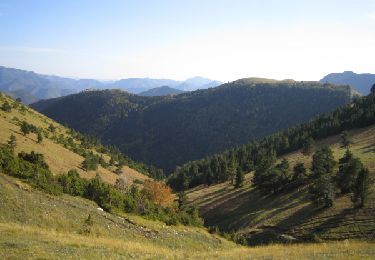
352 168 370 208
340 131 351 148
234 167 244 188
336 149 363 194
302 136 314 156
7 134 17 151
309 147 337 208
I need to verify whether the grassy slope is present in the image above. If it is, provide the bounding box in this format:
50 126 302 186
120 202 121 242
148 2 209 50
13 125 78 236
187 125 375 241
0 93 148 185
1 173 374 259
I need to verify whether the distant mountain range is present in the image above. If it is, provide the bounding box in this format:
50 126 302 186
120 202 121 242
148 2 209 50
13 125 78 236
0 66 221 103
320 71 375 95
32 79 351 173
139 86 185 96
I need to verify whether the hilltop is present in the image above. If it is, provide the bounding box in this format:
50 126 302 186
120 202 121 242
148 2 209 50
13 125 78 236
139 86 185 96
32 79 352 173
321 71 375 95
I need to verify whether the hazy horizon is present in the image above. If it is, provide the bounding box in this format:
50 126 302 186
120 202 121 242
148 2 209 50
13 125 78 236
0 0 374 82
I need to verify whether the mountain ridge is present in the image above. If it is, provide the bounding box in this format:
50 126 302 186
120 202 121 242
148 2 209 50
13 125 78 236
32 79 352 173
320 71 375 95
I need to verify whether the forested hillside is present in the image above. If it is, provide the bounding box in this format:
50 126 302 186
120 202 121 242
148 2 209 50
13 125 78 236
139 86 185 96
181 90 375 245
33 79 352 173
169 90 375 191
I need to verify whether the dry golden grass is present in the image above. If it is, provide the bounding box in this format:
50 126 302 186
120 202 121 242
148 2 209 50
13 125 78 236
1 222 374 259
0 95 148 185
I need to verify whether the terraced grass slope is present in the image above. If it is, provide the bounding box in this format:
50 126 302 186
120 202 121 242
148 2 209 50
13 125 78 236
1 173 375 259
187 125 375 244
0 93 148 185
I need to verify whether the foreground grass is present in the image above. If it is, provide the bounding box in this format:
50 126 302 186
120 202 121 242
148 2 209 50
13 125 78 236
1 222 374 259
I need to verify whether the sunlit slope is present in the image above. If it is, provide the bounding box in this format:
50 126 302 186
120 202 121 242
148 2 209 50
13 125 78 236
187 125 375 242
0 93 148 185
0 173 374 259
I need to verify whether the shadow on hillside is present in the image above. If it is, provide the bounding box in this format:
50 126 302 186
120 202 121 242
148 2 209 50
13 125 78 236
361 143 375 154
202 186 311 232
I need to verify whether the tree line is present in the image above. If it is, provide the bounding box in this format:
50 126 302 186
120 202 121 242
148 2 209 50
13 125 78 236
168 89 375 191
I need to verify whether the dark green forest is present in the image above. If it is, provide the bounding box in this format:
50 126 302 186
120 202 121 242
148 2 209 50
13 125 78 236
168 91 375 191
33 79 352 174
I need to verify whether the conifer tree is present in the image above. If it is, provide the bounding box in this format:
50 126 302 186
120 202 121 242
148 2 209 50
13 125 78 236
336 150 363 193
7 134 17 151
234 167 244 188
340 131 351 148
352 168 370 208
37 131 43 144
302 136 314 156
309 147 337 208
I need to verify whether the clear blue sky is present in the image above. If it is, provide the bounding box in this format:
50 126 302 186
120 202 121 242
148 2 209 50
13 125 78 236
0 0 374 81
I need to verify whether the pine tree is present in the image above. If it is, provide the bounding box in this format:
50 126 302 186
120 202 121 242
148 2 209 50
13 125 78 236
234 167 244 188
292 162 308 183
302 136 314 156
7 134 17 151
37 131 43 144
20 121 31 136
352 168 370 208
309 147 337 208
336 150 363 193
340 131 351 148
177 191 188 210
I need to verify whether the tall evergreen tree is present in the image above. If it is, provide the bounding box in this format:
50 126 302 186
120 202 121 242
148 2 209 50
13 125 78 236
37 131 43 144
352 168 370 208
336 150 363 193
7 134 17 151
340 131 351 148
310 147 337 208
234 167 244 188
302 136 314 156
292 162 308 184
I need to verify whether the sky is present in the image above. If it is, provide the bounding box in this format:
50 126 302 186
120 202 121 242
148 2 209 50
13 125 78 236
0 0 374 82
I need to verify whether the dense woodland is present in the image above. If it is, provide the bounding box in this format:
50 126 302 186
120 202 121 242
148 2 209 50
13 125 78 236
33 79 352 173
168 90 375 191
